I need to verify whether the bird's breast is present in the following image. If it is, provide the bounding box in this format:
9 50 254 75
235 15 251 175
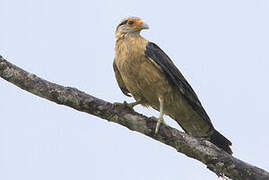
114 39 172 107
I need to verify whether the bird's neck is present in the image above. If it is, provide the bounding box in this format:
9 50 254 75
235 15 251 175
115 31 141 42
115 33 147 55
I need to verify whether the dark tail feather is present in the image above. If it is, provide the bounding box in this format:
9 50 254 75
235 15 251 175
210 130 232 154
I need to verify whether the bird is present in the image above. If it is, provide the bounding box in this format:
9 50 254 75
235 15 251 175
113 17 232 154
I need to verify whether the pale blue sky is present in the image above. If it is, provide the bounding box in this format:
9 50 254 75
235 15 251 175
0 0 269 179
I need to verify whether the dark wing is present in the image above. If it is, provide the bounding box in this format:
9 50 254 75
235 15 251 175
145 42 211 124
113 60 131 97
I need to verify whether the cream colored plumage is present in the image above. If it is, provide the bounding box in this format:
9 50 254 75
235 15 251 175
113 17 232 154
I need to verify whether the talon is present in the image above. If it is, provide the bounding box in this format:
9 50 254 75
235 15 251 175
113 102 133 110
113 102 126 107
113 102 121 106
150 116 158 121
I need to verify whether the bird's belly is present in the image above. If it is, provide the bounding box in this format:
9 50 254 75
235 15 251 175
118 57 172 107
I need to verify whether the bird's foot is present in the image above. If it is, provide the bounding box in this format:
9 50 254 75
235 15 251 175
113 101 136 110
150 116 165 134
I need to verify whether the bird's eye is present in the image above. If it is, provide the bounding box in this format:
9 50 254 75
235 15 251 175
128 21 134 25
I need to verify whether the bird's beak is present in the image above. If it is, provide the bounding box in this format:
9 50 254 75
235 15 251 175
141 23 149 30
136 20 149 30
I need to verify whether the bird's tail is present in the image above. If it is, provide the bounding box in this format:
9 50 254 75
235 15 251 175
210 130 232 154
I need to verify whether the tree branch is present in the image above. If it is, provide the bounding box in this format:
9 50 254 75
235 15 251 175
1 56 268 180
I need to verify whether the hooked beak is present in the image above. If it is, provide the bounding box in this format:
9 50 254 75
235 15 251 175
135 20 149 30
140 23 149 30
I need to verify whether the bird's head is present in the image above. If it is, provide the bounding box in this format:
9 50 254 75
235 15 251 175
116 17 149 35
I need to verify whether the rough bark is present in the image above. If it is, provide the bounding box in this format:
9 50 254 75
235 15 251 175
0 56 269 180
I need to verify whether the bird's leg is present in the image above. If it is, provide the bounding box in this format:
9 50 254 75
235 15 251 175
113 99 142 110
155 97 165 134
125 100 142 108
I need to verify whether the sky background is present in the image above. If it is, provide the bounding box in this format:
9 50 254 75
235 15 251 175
0 0 269 179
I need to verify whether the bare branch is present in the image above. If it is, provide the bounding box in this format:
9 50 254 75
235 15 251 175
1 56 268 180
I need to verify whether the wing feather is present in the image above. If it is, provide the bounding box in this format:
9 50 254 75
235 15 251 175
145 42 212 124
113 60 131 97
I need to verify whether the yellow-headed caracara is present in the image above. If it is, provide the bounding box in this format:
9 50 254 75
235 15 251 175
113 17 232 154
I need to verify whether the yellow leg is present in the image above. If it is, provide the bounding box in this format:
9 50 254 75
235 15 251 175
155 97 164 134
